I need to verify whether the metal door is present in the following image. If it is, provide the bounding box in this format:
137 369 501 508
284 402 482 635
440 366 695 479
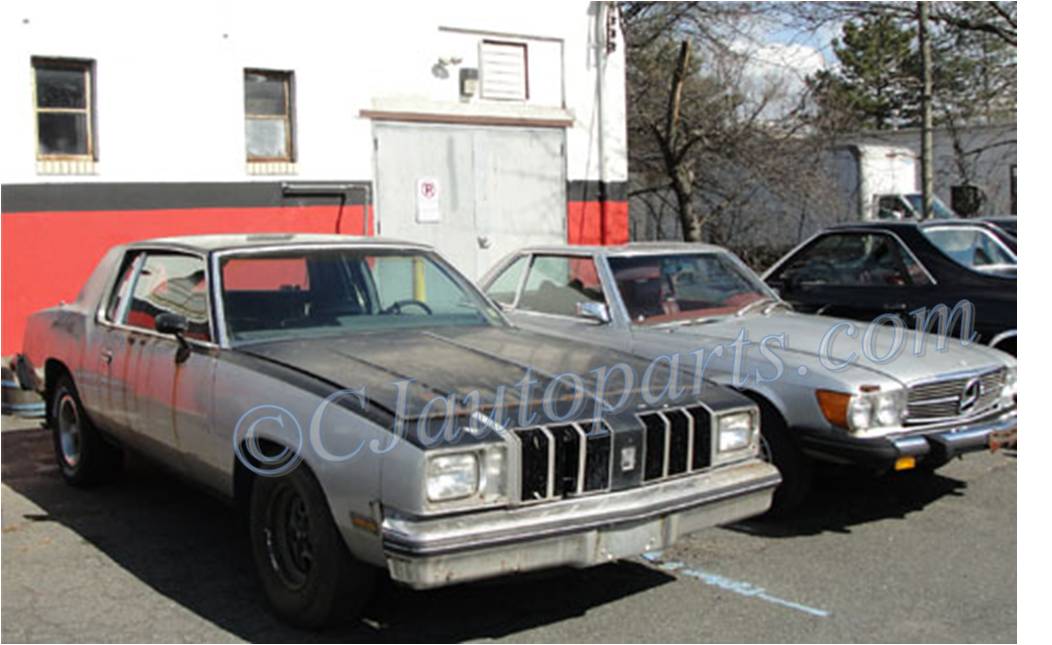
374 123 566 279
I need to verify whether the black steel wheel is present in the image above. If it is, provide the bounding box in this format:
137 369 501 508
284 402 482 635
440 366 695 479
249 465 376 628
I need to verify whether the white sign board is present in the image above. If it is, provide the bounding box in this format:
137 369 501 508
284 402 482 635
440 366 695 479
416 177 441 223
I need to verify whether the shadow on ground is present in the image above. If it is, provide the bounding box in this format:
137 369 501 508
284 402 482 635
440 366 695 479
728 463 968 538
1 425 674 642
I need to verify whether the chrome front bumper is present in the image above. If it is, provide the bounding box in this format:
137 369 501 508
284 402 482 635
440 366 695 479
891 407 1017 464
799 406 1017 468
381 459 780 589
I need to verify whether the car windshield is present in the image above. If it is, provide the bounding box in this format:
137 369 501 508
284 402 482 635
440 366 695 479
608 252 772 325
219 248 503 342
921 226 1017 274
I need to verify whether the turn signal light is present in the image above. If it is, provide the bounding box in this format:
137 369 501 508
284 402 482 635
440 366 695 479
894 456 916 471
816 390 851 428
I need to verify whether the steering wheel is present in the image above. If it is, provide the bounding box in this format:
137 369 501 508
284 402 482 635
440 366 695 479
382 299 433 315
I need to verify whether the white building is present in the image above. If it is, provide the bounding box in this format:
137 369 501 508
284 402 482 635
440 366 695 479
0 0 629 355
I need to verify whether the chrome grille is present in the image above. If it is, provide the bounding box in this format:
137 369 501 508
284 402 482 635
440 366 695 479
906 368 1006 423
514 405 714 503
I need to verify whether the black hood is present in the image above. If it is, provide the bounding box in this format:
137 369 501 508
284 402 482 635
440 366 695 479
236 325 748 431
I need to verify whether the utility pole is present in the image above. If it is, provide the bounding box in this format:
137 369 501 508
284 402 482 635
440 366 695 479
918 1 934 219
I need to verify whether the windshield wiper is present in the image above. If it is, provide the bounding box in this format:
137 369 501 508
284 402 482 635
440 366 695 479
735 297 776 317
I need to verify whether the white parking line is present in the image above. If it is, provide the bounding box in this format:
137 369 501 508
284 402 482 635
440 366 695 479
641 551 831 618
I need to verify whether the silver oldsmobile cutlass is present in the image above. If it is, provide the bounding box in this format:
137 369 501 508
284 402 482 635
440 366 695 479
480 243 1018 514
15 234 780 627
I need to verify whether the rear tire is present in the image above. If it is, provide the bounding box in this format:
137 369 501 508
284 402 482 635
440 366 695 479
49 373 123 486
753 399 812 517
248 465 376 629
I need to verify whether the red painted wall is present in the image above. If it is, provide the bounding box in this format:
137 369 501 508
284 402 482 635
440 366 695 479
1 204 372 356
566 200 629 246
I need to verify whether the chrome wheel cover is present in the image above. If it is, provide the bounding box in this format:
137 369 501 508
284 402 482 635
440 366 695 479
57 393 82 469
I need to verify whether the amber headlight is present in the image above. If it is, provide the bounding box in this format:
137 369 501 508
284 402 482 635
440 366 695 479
425 445 508 506
817 388 906 435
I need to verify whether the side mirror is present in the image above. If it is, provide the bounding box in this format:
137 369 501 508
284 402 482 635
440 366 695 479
155 312 189 336
155 313 191 363
576 301 611 324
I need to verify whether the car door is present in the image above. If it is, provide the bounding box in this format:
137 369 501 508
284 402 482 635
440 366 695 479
90 251 144 436
484 253 627 342
766 231 935 323
119 251 217 477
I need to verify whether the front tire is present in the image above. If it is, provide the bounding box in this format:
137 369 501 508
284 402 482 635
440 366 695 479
49 374 123 486
754 400 812 517
248 465 376 629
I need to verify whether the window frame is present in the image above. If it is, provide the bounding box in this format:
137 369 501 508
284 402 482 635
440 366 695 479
920 224 1017 274
483 253 531 308
243 68 295 162
97 248 217 346
31 56 97 161
512 252 612 321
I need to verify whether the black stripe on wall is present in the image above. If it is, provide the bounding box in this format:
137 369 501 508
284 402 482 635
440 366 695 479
1 181 373 213
2 180 628 214
567 180 628 203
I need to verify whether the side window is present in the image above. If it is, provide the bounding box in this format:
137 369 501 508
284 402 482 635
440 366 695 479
485 255 527 305
777 233 926 287
126 254 211 341
105 253 141 322
518 255 604 317
922 227 1016 270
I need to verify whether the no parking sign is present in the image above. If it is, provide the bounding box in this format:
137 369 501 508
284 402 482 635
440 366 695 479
416 177 441 223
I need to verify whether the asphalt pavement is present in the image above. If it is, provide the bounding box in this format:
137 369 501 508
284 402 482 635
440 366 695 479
1 414 1016 643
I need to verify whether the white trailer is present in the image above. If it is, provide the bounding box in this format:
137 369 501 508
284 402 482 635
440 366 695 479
831 143 956 220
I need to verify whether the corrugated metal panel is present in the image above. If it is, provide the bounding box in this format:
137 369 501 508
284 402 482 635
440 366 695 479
480 41 527 101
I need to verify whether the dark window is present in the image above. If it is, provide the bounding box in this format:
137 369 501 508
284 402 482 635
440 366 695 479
33 57 95 159
776 233 932 287
126 254 211 341
484 255 527 305
518 255 604 317
244 69 294 161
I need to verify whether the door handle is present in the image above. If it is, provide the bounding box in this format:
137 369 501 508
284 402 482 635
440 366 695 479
883 303 908 312
101 350 113 364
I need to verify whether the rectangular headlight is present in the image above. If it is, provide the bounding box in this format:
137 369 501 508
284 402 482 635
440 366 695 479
426 453 478 502
717 411 756 453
